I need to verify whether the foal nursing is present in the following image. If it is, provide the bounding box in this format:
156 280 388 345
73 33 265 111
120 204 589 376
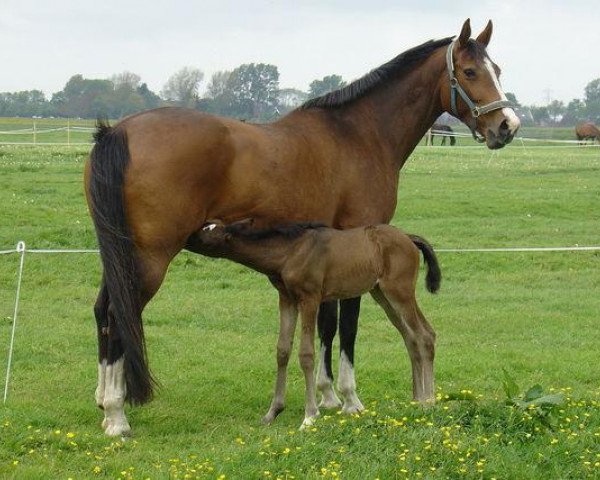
199 221 441 428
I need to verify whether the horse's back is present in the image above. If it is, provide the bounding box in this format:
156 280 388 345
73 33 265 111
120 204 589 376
576 122 600 139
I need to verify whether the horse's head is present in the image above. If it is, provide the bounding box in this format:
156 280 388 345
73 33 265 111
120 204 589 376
199 220 231 247
440 19 520 149
199 218 255 247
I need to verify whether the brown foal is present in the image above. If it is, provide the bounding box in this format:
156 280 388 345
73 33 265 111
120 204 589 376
197 221 441 428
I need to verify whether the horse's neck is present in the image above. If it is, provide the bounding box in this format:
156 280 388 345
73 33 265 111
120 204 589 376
226 237 292 276
326 49 446 169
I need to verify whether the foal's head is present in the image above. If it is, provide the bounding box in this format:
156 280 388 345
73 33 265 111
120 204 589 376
440 19 520 149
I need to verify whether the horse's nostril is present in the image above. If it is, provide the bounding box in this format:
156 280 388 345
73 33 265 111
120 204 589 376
499 119 509 134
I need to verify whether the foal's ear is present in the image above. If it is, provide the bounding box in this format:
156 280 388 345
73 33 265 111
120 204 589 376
231 218 254 229
476 20 493 47
457 18 471 47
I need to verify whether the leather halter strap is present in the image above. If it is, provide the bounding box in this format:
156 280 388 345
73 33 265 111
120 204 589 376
446 41 514 142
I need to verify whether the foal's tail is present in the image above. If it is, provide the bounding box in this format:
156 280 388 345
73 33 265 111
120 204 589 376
89 121 155 405
409 234 441 294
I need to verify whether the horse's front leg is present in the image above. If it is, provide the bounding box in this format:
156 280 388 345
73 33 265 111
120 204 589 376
338 297 365 414
262 293 298 424
316 300 342 409
298 299 320 429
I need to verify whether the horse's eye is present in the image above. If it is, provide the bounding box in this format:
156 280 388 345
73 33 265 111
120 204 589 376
464 69 476 79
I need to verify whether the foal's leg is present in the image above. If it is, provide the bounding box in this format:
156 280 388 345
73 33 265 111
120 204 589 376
262 293 298 424
316 300 342 408
298 300 320 429
338 297 365 414
370 286 436 403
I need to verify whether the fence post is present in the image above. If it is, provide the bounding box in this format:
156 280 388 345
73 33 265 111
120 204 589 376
67 119 71 146
426 128 432 146
33 121 37 145
3 241 26 404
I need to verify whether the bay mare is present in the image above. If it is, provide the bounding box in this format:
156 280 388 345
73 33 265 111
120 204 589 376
86 19 520 436
195 220 441 428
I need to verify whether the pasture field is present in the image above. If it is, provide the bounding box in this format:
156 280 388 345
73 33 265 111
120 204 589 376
0 143 599 479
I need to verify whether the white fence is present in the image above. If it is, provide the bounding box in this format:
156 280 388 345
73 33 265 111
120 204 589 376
0 123 94 146
3 240 600 404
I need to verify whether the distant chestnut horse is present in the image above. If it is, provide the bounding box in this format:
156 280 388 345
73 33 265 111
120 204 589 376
576 122 600 144
86 19 520 436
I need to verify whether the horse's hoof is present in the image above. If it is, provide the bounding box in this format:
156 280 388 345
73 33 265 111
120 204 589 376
261 414 274 425
103 421 131 437
319 396 342 409
342 400 365 415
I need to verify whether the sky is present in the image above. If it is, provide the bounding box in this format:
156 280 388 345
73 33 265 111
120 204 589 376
1 0 598 106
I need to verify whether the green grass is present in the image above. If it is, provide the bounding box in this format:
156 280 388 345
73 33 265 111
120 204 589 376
0 143 599 479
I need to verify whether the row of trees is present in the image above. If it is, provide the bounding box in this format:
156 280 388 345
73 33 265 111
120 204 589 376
1 64 599 125
520 79 600 126
0 64 348 122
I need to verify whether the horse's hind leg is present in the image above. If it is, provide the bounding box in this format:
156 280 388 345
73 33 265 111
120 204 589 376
94 280 109 410
370 286 435 403
263 293 298 424
97 252 170 436
338 297 364 414
316 301 342 409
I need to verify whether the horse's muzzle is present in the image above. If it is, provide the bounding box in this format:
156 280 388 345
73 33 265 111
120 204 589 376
486 120 519 149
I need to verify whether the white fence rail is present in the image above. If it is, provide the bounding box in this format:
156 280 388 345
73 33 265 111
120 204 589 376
2 240 600 403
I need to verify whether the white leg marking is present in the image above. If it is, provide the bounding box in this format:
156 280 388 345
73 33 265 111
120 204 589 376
101 357 131 437
317 347 342 409
95 360 107 407
337 352 364 414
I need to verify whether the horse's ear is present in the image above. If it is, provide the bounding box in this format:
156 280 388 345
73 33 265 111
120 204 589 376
476 20 493 47
232 218 254 229
457 18 471 47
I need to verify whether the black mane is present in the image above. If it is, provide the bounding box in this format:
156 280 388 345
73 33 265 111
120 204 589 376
225 222 326 241
300 36 454 110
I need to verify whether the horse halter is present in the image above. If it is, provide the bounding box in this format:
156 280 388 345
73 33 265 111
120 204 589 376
446 41 514 143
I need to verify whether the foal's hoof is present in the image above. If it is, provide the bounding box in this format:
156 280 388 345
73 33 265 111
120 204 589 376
261 406 284 425
299 416 315 430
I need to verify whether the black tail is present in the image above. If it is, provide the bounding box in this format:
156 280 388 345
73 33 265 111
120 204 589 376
89 120 155 405
408 234 441 294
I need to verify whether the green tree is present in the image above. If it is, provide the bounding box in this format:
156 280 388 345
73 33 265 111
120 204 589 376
161 67 204 108
530 105 550 126
137 83 162 110
562 99 586 126
308 74 346 99
226 63 280 120
200 71 234 115
278 88 308 114
0 90 50 117
505 92 520 107
584 78 600 122
547 100 565 124
51 75 113 117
